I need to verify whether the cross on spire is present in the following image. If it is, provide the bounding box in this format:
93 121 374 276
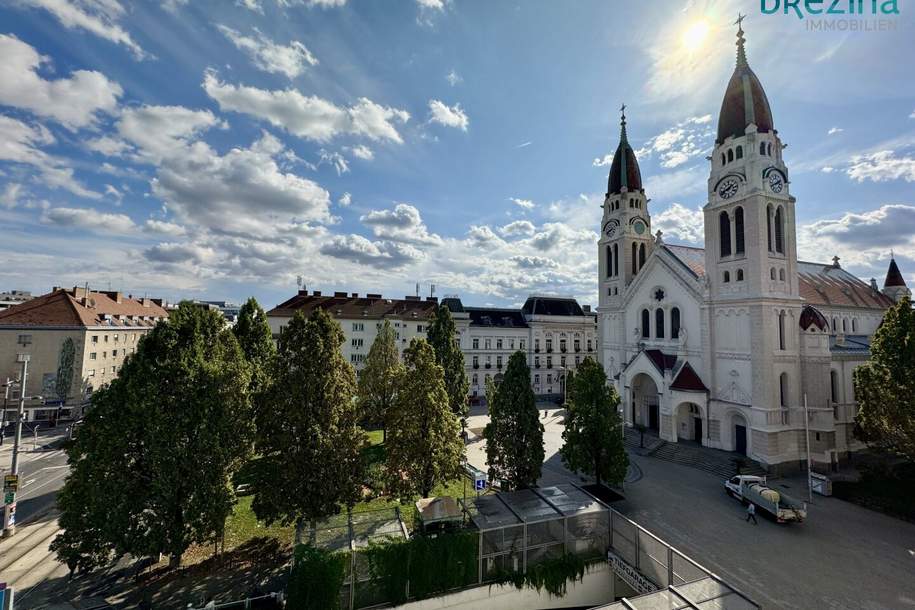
735 14 748 68
734 13 746 31
619 103 628 144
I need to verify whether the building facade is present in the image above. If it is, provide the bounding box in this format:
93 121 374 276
0 291 32 312
0 287 168 422
596 24 909 472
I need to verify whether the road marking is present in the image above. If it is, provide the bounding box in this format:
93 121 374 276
24 478 36 487
17 468 69 500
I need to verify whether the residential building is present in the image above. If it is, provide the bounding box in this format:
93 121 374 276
265 290 438 370
596 23 909 473
0 287 168 422
0 290 32 312
199 300 242 325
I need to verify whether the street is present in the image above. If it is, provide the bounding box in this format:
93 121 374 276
466 402 915 610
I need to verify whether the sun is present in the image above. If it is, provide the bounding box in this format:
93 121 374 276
681 20 710 52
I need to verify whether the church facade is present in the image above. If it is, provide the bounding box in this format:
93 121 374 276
596 25 909 472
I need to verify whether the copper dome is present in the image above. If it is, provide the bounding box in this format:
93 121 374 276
716 26 774 144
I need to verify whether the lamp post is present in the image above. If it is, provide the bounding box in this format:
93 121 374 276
3 355 42 538
803 393 813 503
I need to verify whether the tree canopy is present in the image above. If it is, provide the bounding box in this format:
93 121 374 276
560 358 628 487
385 338 463 498
426 305 469 422
55 336 76 407
251 308 365 540
233 297 277 399
854 295 915 461
484 351 544 490
358 319 402 441
52 302 254 569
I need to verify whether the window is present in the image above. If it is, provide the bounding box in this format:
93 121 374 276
671 307 681 340
496 339 503 350
721 153 726 165
473 356 479 368
852 319 857 333
90 352 97 360
737 269 744 281
114 334 120 343
473 338 479 350
587 339 593 351
350 354 366 364
535 356 541 368
546 357 553 369
760 142 766 155
352 323 364 332
102 351 108 358
560 339 567 352
830 370 839 403
613 244 619 276
111 366 117 373
92 335 98 343
546 338 553 352
485 339 491 350
496 356 503 368
641 309 650 338
655 308 665 339
735 207 745 254
534 374 540 385
520 340 525 350
779 268 785 281
778 311 786 350
606 246 613 278
472 373 478 384
770 267 776 280
632 242 638 275
736 145 743 159
88 369 95 377
574 339 581 352
575 356 580 365
842 319 847 333
767 205 773 251
417 325 424 332
779 372 788 407
510 339 515 350
112 349 118 357
547 374 552 385
351 338 364 349
832 318 837 332
723 271 730 283
727 148 734 163
534 339 540 352
16 334 32 346
104 335 109 342
560 356 566 367
774 206 784 253
639 243 646 268
719 211 731 257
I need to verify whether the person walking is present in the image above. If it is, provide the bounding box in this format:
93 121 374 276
745 502 757 525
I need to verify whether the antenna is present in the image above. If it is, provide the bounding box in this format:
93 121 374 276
415 282 420 297
430 284 436 298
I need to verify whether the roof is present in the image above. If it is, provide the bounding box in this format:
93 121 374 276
466 307 528 328
663 246 895 310
884 258 907 288
829 334 872 354
0 288 168 328
644 349 677 372
267 290 438 320
521 296 586 317
670 361 708 392
608 135 643 195
440 297 465 313
799 305 828 331
717 27 774 143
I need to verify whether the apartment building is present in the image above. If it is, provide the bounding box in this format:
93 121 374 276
0 287 168 422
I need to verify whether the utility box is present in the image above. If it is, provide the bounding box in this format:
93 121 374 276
810 472 832 496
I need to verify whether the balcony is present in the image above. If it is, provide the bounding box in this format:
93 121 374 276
485 364 492 369
535 363 541 369
546 348 553 354
560 347 567 353
472 364 479 369
534 348 540 353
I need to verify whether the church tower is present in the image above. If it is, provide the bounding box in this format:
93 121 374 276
882 256 911 302
598 107 652 311
704 21 797 301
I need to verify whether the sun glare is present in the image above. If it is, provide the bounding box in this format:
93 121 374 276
682 20 710 52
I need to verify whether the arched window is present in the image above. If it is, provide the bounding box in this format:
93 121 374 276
774 206 784 253
723 271 730 283
632 243 638 275
671 307 681 340
830 370 839 403
737 269 744 281
767 205 773 252
770 267 776 280
719 211 732 257
842 318 847 332
735 206 745 254
832 317 837 332
639 243 646 268
721 153 726 166
613 244 619 277
760 142 766 155
779 372 788 407
727 148 734 163
778 310 786 350
641 309 650 338
779 268 785 281
852 318 857 333
655 308 665 339
736 145 743 159
605 246 612 278
768 143 773 156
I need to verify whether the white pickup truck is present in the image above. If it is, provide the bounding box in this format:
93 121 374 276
725 475 807 523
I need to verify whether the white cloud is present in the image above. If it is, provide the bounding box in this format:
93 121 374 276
500 220 536 237
338 192 352 207
428 99 469 131
827 127 843 135
117 104 223 161
203 73 410 143
0 183 22 209
821 166 835 173
104 183 123 203
236 0 264 13
446 69 462 86
0 115 100 199
41 206 136 234
320 234 423 269
509 197 535 210
143 219 187 237
217 25 318 79
16 0 146 59
0 34 122 129
511 255 558 269
317 149 349 175
846 150 915 183
145 242 216 264
644 165 706 202
86 135 132 156
466 225 503 248
592 154 613 167
632 115 713 169
348 144 374 160
417 0 444 8
516 141 532 149
653 203 704 243
306 0 347 6
360 203 442 245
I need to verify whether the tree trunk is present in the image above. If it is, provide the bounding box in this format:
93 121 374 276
309 520 317 546
169 553 182 569
294 518 304 546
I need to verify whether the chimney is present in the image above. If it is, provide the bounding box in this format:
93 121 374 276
351 293 359 298
313 290 322 297
298 289 308 296
870 278 878 291
426 296 438 302
405 295 421 301
366 293 382 299
150 298 164 307
334 291 348 298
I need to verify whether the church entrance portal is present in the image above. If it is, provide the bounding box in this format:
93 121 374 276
631 373 661 433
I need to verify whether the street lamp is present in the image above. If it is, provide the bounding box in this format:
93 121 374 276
2 354 43 538
557 366 568 406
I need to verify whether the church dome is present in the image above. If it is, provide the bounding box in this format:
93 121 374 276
608 110 643 194
716 24 774 144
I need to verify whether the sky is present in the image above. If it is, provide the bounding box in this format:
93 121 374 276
1 0 914 310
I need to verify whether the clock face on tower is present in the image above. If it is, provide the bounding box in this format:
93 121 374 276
633 220 646 235
603 220 619 237
768 173 784 193
718 179 739 200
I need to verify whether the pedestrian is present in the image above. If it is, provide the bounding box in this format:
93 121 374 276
745 502 757 525
67 558 77 581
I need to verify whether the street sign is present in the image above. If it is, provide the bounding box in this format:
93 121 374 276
474 477 487 491
2 475 17 493
2 493 12 505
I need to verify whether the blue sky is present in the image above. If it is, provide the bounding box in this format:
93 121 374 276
1 0 914 309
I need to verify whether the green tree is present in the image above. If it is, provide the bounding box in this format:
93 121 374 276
358 320 402 441
386 338 463 498
52 303 253 569
54 336 75 421
233 297 277 399
484 351 544 490
251 309 365 542
426 305 470 422
560 358 628 487
854 295 915 461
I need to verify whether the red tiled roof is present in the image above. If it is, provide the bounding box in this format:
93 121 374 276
0 288 168 328
644 349 677 372
670 362 708 392
268 291 438 320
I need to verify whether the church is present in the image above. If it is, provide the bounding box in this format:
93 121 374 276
596 23 909 473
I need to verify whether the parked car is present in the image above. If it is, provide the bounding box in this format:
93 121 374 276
725 475 806 523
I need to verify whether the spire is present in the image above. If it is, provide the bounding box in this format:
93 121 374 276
619 103 628 144
618 104 628 190
607 104 643 195
884 254 907 288
735 13 748 68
